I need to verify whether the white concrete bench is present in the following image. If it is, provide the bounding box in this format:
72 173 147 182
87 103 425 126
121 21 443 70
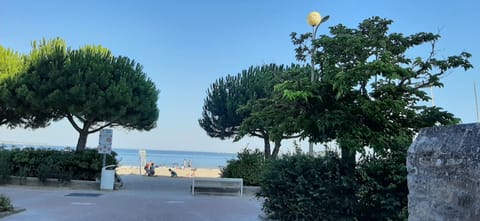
192 177 243 196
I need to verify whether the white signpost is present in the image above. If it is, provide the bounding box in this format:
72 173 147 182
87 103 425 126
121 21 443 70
98 129 113 154
139 149 147 175
99 129 114 190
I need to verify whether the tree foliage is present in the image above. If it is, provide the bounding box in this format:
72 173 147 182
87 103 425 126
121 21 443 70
199 64 305 158
0 45 27 127
3 38 159 151
0 46 24 81
284 16 471 155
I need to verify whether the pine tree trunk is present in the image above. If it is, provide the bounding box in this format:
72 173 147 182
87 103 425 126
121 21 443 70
263 134 271 159
340 146 357 217
75 123 91 152
76 131 89 152
271 139 281 159
341 147 356 175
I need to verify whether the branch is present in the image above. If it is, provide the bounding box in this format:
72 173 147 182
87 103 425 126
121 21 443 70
281 134 302 139
425 38 437 64
249 130 265 139
415 39 437 77
398 38 439 90
88 122 114 134
66 114 82 132
412 72 443 90
74 114 86 123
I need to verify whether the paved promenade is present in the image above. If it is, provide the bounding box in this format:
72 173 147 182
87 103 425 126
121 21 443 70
0 175 263 221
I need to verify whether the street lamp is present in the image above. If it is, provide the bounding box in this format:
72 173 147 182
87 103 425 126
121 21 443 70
307 11 329 82
307 11 329 155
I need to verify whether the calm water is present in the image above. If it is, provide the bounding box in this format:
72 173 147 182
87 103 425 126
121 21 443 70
0 143 237 169
114 148 237 169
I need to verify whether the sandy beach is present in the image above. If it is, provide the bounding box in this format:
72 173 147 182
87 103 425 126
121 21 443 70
116 166 221 178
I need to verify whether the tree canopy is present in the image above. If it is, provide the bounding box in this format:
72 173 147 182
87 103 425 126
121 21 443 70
0 46 24 81
3 38 159 151
284 16 472 155
275 16 473 199
199 64 305 158
0 45 27 127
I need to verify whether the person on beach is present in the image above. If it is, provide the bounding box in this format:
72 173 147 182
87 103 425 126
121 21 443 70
148 163 155 176
144 162 154 176
168 168 178 177
144 162 150 175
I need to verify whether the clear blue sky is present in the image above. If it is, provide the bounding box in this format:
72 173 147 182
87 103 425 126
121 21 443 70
0 0 478 153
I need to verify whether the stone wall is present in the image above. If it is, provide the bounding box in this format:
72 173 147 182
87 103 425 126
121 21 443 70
407 123 480 221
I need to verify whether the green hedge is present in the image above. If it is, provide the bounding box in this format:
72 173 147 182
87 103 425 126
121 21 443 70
356 152 408 221
0 148 117 183
220 148 266 186
257 151 408 221
0 150 12 184
258 152 355 221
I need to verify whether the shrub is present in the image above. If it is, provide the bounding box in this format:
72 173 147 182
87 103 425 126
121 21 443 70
0 150 12 184
11 148 35 177
258 152 356 221
356 152 408 221
0 194 13 212
6 148 117 181
75 150 115 180
37 154 73 183
221 148 265 186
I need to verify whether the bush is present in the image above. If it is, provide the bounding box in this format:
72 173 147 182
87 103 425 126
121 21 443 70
221 148 265 186
0 150 12 184
0 194 13 212
5 148 117 182
258 152 356 221
356 152 408 221
37 154 73 183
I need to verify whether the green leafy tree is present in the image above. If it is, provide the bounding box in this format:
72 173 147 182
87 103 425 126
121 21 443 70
284 16 471 163
199 64 304 158
5 38 159 151
277 16 472 216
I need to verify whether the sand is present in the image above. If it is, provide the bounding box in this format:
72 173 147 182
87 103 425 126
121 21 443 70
116 166 221 178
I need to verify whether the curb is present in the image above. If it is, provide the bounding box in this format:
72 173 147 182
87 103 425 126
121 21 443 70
4 176 99 190
243 186 260 196
0 207 26 219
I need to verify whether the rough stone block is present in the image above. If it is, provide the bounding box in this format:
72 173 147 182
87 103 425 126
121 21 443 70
408 123 480 221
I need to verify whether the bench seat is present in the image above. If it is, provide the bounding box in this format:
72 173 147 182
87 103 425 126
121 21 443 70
192 177 243 196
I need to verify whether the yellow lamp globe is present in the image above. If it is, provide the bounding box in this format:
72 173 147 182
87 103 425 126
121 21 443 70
307 11 321 26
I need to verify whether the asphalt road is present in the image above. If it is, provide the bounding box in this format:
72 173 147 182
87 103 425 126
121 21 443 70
0 175 264 221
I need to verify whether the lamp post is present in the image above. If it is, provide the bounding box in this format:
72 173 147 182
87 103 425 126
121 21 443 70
307 11 329 155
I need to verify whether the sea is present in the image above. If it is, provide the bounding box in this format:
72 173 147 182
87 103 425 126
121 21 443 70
0 143 237 169
114 148 237 169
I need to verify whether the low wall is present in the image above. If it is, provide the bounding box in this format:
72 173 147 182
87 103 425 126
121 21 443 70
407 123 480 221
